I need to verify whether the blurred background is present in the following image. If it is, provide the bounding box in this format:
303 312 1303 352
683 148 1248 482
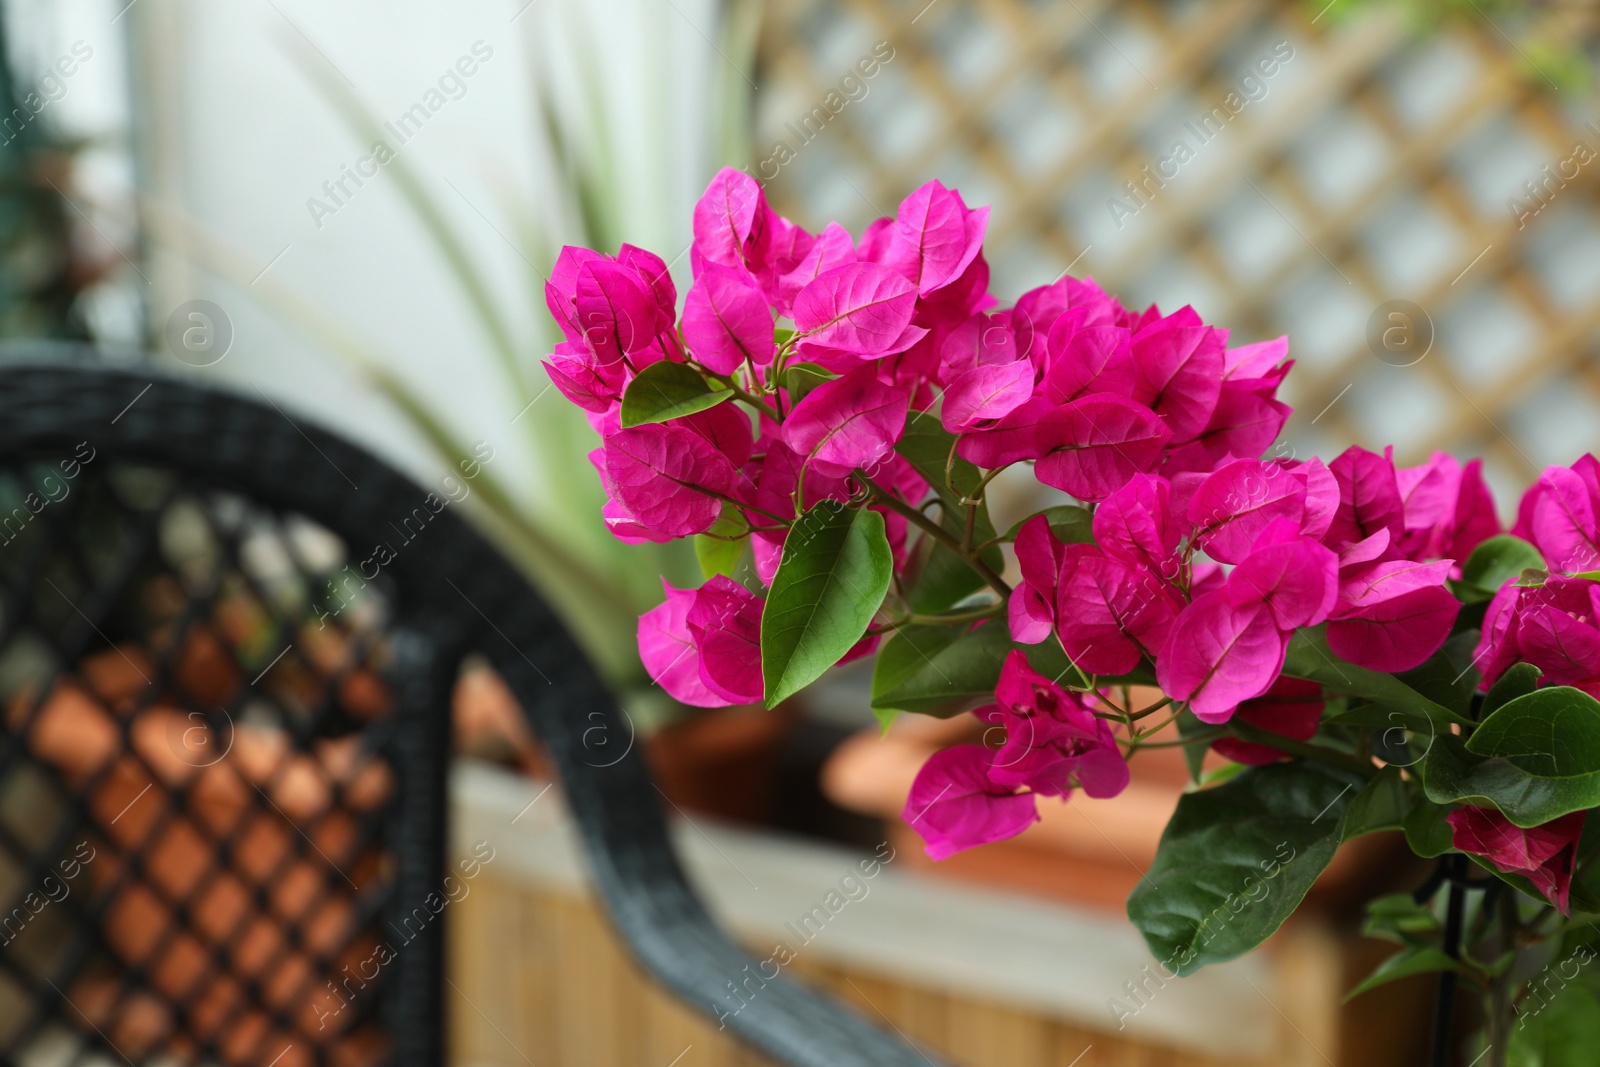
3 0 1598 1064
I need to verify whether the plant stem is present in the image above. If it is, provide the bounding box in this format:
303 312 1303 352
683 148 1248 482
860 473 1012 599
1486 888 1516 1067
1229 723 1378 777
906 603 1001 626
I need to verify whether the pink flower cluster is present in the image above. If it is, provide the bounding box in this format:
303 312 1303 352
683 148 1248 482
1476 456 1600 696
541 168 1491 862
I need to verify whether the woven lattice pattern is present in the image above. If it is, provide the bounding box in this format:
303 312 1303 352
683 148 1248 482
0 460 403 1067
754 0 1600 504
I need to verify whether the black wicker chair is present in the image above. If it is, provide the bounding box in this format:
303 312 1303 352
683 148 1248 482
0 355 943 1067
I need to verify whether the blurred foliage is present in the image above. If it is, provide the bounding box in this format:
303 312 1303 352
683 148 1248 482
230 1 765 719
1316 0 1592 96
0 7 94 341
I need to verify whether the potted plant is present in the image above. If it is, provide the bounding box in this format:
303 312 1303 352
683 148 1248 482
542 165 1600 1064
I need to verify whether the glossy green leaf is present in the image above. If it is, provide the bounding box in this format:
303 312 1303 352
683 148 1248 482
1453 535 1544 603
1001 505 1095 546
1127 763 1363 975
1345 946 1462 1001
1343 765 1410 841
783 362 834 406
870 619 1013 715
761 503 892 707
1483 662 1542 718
1395 631 1480 719
620 360 734 426
906 506 1003 614
694 504 749 580
1421 732 1600 829
1284 626 1472 728
1403 795 1457 858
1468 686 1600 776
870 622 968 730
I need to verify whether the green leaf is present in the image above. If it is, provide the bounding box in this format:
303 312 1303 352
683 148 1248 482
1343 765 1410 841
1395 631 1480 719
906 505 1003 614
896 411 982 505
774 326 797 346
1177 709 1211 785
1403 795 1457 858
694 504 748 580
1001 505 1095 546
620 361 734 426
1421 732 1600 829
761 502 893 707
870 622 968 731
1453 535 1544 603
1345 946 1462 1001
1507 976 1600 1066
1284 626 1472 729
1468 686 1600 776
1360 892 1442 945
870 619 1013 715
1127 763 1362 975
1484 662 1542 718
783 362 834 406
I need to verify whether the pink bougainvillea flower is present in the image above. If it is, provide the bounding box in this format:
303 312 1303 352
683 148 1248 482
793 263 924 362
692 166 764 270
1509 577 1600 695
681 263 776 375
543 340 625 414
1034 394 1172 502
1325 446 1405 551
573 258 668 362
902 745 1040 860
1157 589 1287 723
955 397 1072 468
1448 807 1586 915
775 221 854 316
1392 453 1500 565
678 401 755 471
1056 552 1181 676
937 309 1033 383
882 179 989 295
544 245 607 345
1161 381 1290 477
1008 513 1072 643
783 363 911 475
603 424 735 539
1211 677 1324 765
686 575 766 705
1092 473 1179 579
1227 521 1340 631
1042 312 1137 404
1188 459 1313 564
1222 336 1288 382
1129 314 1225 443
941 359 1035 433
1529 464 1600 573
637 580 730 708
1472 580 1526 692
975 652 1129 798
617 242 676 320
1325 558 1461 672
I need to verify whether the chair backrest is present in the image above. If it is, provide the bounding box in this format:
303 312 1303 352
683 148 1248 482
0 356 943 1067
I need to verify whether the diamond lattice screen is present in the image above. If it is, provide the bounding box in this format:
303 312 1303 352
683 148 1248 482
753 0 1600 507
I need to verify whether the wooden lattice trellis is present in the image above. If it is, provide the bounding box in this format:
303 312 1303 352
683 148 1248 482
753 0 1600 503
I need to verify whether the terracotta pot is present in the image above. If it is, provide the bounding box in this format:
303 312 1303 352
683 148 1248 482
452 661 799 824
